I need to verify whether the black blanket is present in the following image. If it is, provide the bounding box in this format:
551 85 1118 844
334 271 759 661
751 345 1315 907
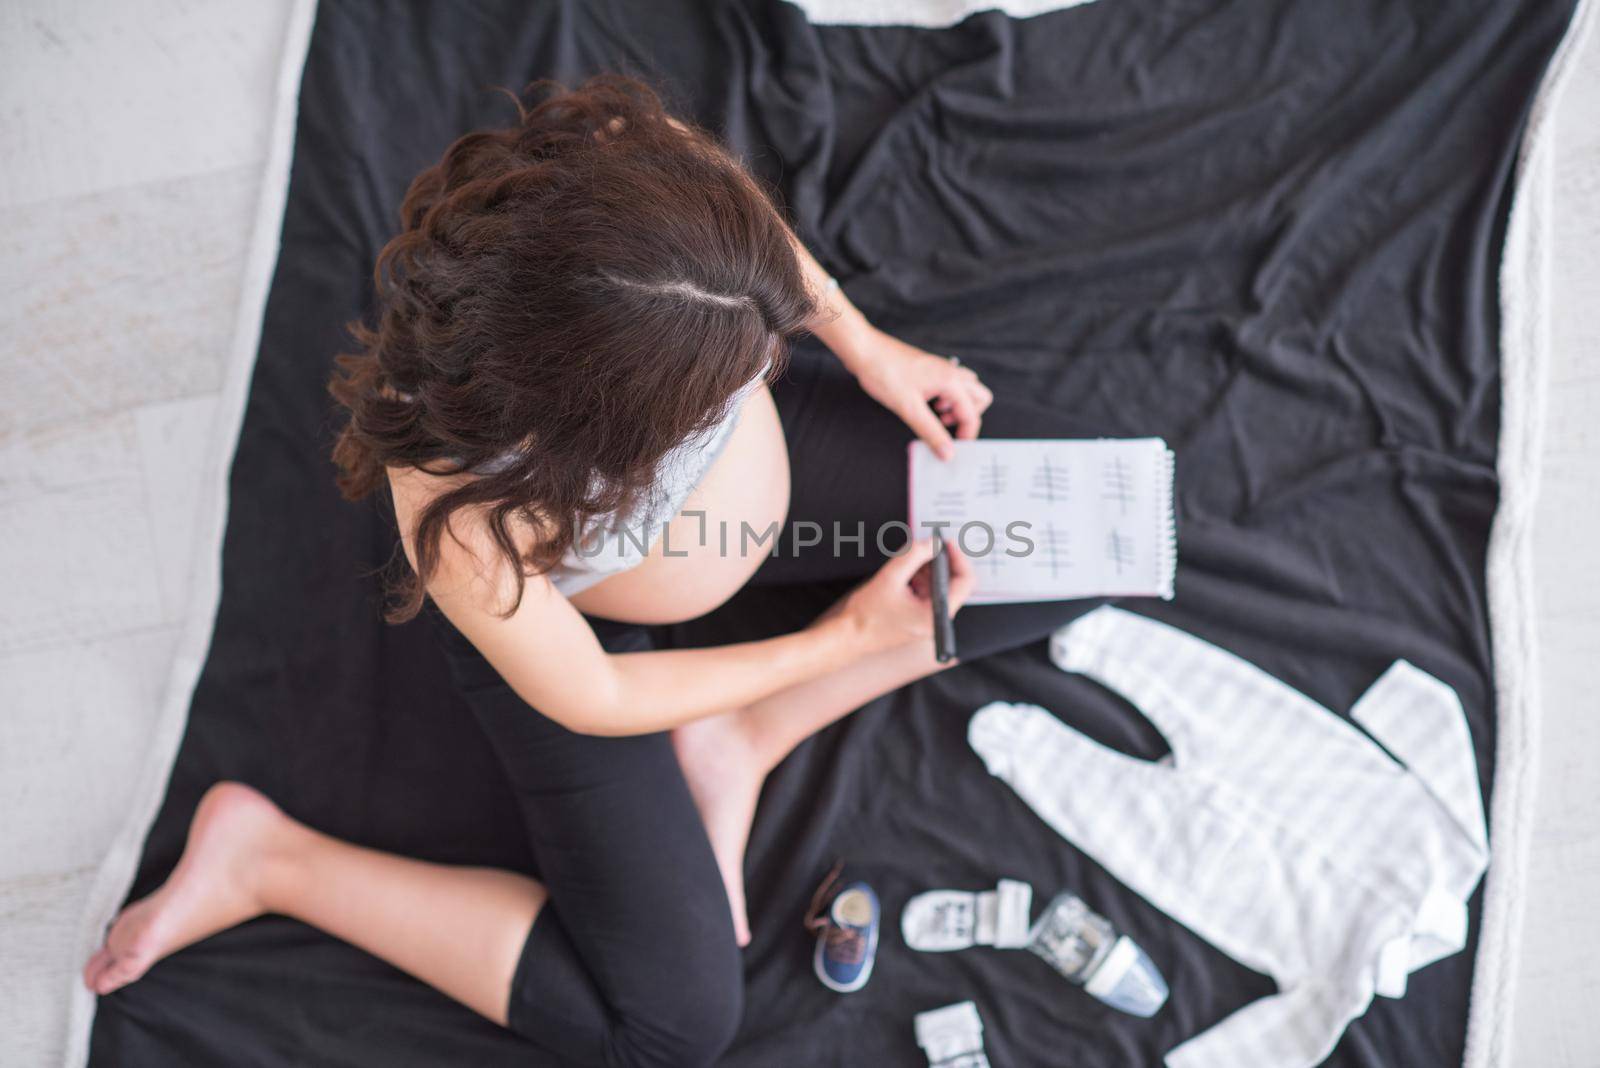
90 1 1576 1064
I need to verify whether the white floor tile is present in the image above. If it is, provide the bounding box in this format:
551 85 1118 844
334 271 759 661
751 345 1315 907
0 628 179 879
0 869 91 1067
0 166 259 438
135 394 221 619
0 413 167 655
0 1 294 207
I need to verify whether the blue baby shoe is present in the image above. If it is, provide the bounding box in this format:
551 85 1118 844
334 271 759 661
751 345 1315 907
805 867 880 994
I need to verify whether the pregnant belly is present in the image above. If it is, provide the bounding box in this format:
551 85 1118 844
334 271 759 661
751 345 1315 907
566 382 791 625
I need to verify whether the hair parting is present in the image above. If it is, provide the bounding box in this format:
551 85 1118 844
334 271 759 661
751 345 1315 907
327 73 820 623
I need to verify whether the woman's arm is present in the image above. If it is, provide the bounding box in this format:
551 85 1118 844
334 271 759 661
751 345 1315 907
788 231 876 361
783 228 994 460
426 512 971 737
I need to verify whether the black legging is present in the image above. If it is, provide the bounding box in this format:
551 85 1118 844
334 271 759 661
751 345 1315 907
423 348 1105 1066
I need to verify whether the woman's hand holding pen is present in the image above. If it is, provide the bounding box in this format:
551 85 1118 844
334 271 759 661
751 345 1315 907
812 537 976 656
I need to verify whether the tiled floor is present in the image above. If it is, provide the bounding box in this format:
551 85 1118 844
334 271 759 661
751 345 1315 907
1 2 1594 1064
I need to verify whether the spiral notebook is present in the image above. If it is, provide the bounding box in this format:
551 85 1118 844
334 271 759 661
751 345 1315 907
908 438 1177 604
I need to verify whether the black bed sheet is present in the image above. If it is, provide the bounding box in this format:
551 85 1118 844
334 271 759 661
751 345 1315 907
90 1 1577 1065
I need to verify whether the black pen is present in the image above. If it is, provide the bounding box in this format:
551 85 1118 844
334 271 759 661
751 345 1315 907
931 531 956 663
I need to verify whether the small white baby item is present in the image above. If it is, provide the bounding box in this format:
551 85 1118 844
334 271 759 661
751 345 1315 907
914 1000 990 1068
968 605 1489 1068
901 877 1169 1017
901 879 1034 951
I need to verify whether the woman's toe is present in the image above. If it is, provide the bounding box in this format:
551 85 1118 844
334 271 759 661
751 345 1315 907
82 947 110 990
96 954 142 995
92 955 124 995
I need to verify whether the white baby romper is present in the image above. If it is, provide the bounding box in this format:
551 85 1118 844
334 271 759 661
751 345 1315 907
968 605 1489 1068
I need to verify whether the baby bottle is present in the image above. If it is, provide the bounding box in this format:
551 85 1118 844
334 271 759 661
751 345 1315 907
1023 892 1169 1017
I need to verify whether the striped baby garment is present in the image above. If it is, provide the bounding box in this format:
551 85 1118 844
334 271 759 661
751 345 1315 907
968 605 1489 1068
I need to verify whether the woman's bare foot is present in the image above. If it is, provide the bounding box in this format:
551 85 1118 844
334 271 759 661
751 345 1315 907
672 711 767 948
83 781 291 996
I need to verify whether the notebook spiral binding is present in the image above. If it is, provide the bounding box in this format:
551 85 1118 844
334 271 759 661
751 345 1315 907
1155 445 1178 600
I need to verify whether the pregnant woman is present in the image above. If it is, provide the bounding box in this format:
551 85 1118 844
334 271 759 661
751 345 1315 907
83 75 1078 1067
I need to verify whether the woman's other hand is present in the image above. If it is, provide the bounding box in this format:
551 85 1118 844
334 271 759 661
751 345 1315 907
817 538 976 655
784 231 990 458
838 329 994 461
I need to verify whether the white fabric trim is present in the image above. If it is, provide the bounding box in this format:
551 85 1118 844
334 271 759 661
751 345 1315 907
59 2 320 1065
1464 1 1595 1064
782 0 1098 28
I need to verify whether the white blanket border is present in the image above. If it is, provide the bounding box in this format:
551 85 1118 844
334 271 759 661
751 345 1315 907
1465 0 1594 1062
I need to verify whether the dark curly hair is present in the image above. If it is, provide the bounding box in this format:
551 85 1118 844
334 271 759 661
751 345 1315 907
328 74 820 624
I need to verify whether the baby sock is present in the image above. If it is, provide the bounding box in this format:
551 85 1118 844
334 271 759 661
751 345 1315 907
914 1000 990 1068
902 878 1033 951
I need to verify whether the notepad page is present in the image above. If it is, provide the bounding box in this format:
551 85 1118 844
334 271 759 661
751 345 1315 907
908 438 1176 604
